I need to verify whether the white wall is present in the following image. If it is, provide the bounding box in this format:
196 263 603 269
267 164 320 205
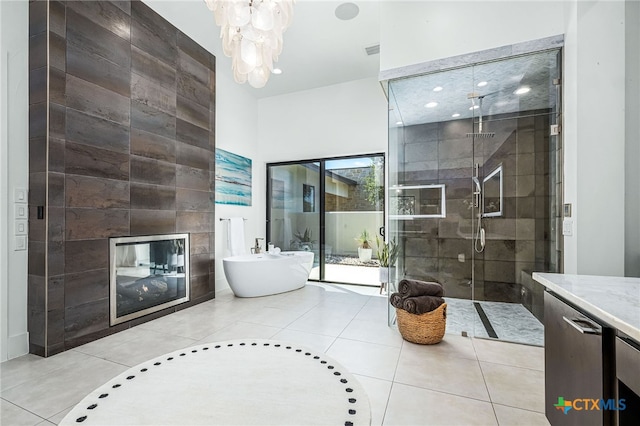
0 0 29 361
212 71 261 293
562 0 579 274
567 0 626 275
379 1 565 72
625 0 640 277
257 77 388 163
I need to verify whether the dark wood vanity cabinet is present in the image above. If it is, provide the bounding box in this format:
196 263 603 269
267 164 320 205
544 291 617 426
535 273 640 426
615 335 640 425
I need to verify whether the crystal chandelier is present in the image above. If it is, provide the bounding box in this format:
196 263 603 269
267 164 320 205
204 0 295 88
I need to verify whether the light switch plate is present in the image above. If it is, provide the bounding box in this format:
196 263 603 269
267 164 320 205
562 219 573 236
15 220 27 236
14 188 27 203
14 204 27 219
14 236 26 251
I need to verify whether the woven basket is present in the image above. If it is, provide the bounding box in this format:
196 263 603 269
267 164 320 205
396 303 447 344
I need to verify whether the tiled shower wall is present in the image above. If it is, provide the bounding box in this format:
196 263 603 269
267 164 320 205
399 111 552 307
28 0 216 357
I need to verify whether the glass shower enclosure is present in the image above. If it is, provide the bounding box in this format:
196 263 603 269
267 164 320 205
387 49 562 345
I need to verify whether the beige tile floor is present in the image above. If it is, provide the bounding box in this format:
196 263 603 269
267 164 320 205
0 282 550 426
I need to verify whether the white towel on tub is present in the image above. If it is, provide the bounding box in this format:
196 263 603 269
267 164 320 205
228 217 246 256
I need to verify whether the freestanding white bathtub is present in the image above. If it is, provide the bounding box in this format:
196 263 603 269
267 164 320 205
222 251 314 297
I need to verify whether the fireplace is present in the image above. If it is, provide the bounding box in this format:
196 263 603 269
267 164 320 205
110 234 190 326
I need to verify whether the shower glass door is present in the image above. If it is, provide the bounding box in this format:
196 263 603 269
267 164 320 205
388 65 475 330
387 49 562 345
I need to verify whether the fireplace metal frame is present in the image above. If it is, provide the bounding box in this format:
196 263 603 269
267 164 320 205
109 233 190 326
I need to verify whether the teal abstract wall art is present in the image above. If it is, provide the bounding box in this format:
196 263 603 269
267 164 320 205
215 149 252 206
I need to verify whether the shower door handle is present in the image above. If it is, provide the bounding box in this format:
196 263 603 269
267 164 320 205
379 226 385 237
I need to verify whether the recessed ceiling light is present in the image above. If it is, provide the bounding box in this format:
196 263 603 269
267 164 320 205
452 113 461 118
395 121 403 125
335 3 359 20
469 105 479 110
477 81 488 87
272 68 282 75
433 86 443 92
425 102 438 108
514 86 531 95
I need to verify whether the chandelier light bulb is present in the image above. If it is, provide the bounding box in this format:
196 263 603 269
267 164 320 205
204 0 295 88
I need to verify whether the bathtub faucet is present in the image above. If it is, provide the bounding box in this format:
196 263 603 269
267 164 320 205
252 238 264 254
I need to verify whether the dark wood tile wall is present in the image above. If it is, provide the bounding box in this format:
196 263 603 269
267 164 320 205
28 0 216 357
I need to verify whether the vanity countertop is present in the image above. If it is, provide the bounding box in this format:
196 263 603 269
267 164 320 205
532 273 640 342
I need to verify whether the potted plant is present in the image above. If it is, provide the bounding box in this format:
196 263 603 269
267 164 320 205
292 228 316 251
355 229 373 262
376 235 399 292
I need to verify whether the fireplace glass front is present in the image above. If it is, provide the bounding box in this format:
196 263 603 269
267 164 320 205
110 234 190 325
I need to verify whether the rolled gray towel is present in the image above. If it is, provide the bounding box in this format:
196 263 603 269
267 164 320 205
398 279 444 297
390 292 404 309
402 295 445 315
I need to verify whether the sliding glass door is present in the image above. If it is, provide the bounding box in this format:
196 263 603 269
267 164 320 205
323 156 384 285
267 154 385 285
267 161 321 279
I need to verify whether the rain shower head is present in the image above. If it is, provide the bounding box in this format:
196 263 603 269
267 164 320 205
466 92 495 138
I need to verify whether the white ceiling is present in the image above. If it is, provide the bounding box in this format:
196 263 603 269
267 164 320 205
149 1 560 112
207 0 560 119
245 0 382 98
143 1 381 99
